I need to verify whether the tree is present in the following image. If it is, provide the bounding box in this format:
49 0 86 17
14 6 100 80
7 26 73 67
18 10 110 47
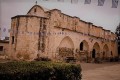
115 23 120 56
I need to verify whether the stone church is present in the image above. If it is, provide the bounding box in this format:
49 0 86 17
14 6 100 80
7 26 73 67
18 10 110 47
9 4 118 61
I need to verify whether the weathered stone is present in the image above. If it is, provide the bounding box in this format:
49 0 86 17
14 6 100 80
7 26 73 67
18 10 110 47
9 5 118 61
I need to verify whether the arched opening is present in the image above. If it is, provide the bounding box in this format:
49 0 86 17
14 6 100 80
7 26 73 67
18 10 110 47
58 36 74 58
80 42 83 50
92 42 100 58
92 49 96 58
78 40 89 62
103 44 109 58
79 40 89 51
59 36 74 48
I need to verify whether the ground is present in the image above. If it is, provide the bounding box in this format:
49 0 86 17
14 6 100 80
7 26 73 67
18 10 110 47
0 59 120 80
81 62 120 80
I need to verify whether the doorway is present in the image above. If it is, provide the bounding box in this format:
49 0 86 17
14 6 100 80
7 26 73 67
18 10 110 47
92 49 96 58
80 42 83 50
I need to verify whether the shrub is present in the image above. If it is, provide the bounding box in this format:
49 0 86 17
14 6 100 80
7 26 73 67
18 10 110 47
34 57 51 61
0 61 82 80
114 56 119 62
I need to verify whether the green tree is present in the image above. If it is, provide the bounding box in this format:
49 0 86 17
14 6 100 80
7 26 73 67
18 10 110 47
115 23 120 56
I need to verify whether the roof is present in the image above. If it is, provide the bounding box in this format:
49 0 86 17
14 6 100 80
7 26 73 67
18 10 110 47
17 4 115 34
12 15 48 19
27 5 50 14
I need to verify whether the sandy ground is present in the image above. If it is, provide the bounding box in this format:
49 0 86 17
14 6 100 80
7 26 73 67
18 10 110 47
81 62 120 80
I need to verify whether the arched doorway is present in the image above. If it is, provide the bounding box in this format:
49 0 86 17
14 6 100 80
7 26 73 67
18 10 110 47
79 40 89 51
58 36 74 58
80 42 83 50
103 44 109 58
79 40 89 62
92 42 100 58
92 49 96 58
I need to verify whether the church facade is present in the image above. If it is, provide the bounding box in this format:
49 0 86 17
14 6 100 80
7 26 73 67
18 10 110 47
9 5 118 61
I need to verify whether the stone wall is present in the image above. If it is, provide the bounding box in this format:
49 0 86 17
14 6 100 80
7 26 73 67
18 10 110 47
10 16 47 60
9 5 118 61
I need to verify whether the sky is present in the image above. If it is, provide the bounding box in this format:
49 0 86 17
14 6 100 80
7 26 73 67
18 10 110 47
0 0 120 39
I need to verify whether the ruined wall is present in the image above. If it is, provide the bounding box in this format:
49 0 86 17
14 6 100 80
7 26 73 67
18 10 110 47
9 5 118 60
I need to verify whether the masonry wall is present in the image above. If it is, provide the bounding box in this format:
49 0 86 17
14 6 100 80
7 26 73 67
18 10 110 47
48 27 117 59
9 5 118 61
47 8 118 60
10 16 47 60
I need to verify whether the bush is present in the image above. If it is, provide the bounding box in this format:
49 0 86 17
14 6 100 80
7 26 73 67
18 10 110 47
34 57 51 61
114 56 119 62
0 61 82 80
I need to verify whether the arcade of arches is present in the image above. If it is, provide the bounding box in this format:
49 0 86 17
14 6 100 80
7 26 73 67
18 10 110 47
57 36 115 61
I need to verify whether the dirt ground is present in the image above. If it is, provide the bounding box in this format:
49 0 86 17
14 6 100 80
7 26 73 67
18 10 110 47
81 62 120 80
0 59 120 80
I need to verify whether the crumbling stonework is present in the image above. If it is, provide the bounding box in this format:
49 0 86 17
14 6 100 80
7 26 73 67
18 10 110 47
9 5 118 61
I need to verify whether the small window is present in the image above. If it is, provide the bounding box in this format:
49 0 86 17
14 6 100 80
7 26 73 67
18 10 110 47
12 36 14 44
34 8 36 13
0 46 3 51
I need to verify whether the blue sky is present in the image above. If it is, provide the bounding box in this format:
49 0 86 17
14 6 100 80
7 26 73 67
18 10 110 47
0 0 120 39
